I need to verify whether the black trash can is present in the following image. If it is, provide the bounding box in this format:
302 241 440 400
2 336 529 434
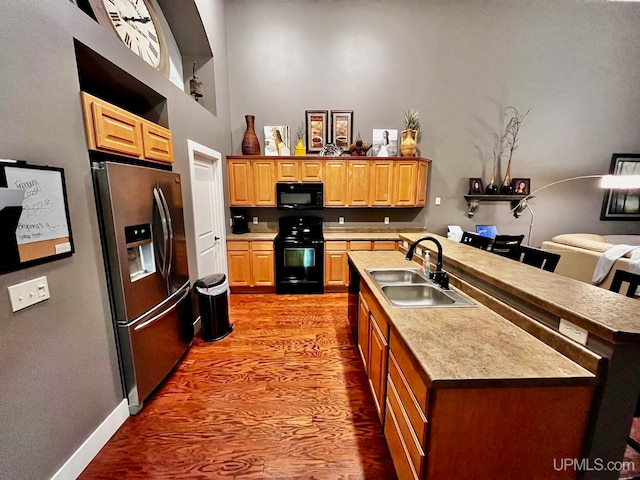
194 274 232 342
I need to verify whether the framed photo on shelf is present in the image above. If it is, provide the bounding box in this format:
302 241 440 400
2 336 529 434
512 178 530 195
305 110 328 153
330 110 353 149
263 126 290 156
468 178 484 195
601 153 640 220
372 129 398 157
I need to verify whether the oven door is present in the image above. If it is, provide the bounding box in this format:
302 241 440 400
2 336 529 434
275 241 324 294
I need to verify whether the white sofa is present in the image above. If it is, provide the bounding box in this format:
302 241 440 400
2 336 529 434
541 233 640 290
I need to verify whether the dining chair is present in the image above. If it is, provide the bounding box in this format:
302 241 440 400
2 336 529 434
460 231 492 251
609 269 640 298
512 245 561 272
490 234 524 259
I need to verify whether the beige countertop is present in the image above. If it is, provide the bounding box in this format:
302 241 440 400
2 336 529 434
398 232 640 344
348 249 596 388
226 230 420 242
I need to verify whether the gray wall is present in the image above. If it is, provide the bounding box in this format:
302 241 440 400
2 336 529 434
0 1 230 479
226 0 640 243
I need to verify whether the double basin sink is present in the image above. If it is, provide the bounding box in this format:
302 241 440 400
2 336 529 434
365 268 476 308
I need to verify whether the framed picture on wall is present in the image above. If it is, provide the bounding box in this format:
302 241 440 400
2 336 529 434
330 110 353 149
305 110 328 153
512 178 530 195
601 153 640 220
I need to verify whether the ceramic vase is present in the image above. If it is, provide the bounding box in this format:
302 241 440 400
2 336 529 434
486 167 499 195
241 115 260 155
500 159 513 194
294 138 306 156
400 129 418 157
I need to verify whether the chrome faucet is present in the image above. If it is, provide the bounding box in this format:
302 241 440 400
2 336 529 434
405 236 449 289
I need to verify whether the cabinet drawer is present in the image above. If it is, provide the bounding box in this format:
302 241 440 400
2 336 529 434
349 240 372 251
251 241 273 251
384 399 422 480
389 352 428 443
390 333 429 413
373 240 397 251
325 241 348 251
387 378 425 478
227 241 250 251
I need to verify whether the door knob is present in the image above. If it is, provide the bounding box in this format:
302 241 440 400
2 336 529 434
214 236 220 241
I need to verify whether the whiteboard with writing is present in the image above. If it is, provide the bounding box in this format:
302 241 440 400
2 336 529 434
5 166 70 245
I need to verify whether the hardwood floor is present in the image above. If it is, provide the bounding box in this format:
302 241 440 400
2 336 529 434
79 293 397 479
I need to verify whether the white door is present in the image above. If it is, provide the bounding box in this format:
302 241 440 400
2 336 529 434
187 140 227 279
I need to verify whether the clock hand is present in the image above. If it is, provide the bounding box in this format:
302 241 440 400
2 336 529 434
122 16 152 23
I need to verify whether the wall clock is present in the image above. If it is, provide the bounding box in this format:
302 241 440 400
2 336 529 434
88 0 169 77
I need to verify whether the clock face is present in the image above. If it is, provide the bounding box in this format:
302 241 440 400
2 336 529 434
100 0 162 69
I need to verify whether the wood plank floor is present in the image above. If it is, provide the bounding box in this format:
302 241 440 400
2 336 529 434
79 293 397 479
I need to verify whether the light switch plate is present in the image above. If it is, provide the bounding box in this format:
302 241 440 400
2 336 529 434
8 276 50 312
435 197 441 205
558 318 588 345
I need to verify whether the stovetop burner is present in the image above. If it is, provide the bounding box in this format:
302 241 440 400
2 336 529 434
275 216 324 243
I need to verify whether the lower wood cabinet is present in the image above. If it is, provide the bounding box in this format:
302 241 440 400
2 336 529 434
325 240 397 289
227 240 274 290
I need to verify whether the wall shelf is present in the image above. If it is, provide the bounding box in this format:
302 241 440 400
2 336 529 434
463 194 529 218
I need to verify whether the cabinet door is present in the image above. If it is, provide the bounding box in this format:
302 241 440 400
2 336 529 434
369 313 389 423
228 159 254 206
393 161 418 206
251 250 274 286
357 293 370 373
277 160 300 181
253 160 276 206
90 99 143 158
324 160 347 206
142 121 173 164
415 160 429 206
324 250 349 286
369 160 394 206
300 160 323 181
227 250 251 286
347 160 370 206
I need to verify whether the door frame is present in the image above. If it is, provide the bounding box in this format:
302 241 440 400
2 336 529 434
187 140 228 280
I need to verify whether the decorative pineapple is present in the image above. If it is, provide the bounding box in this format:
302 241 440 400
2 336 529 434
401 109 420 157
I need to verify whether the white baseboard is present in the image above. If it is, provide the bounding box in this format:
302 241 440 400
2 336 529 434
51 399 129 480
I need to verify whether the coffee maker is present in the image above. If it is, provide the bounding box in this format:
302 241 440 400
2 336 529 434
231 211 249 234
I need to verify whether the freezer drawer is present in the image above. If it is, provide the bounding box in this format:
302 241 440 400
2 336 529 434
118 282 193 414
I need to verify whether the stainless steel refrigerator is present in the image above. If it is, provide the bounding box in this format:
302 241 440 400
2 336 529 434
92 161 193 414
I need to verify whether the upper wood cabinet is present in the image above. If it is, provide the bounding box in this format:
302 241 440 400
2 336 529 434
81 92 173 164
227 156 430 207
228 158 276 206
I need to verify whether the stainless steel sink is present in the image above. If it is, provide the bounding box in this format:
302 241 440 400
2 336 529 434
365 268 476 308
367 268 429 285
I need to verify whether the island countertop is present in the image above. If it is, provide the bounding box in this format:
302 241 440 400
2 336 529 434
398 232 640 344
348 249 596 388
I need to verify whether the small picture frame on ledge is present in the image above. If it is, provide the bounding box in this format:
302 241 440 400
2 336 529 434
512 178 530 195
330 110 353 149
468 178 484 195
305 110 328 153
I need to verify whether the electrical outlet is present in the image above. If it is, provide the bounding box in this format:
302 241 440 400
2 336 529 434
339 217 344 224
229 218 233 227
384 216 389 224
8 276 50 312
435 197 441 205
252 216 258 224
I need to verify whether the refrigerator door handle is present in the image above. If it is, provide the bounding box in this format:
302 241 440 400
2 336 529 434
157 187 174 278
133 286 190 331
153 187 170 279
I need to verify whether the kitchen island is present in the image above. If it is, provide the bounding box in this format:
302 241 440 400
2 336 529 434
349 233 640 480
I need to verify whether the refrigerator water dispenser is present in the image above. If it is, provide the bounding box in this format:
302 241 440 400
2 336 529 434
125 224 155 282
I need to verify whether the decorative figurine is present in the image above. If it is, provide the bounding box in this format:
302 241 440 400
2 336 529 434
189 62 203 102
348 132 371 156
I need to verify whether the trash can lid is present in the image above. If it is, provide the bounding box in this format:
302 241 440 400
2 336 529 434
195 273 226 289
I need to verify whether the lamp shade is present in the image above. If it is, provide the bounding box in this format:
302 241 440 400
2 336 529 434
600 175 640 189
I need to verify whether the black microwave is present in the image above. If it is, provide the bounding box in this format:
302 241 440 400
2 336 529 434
276 182 323 210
